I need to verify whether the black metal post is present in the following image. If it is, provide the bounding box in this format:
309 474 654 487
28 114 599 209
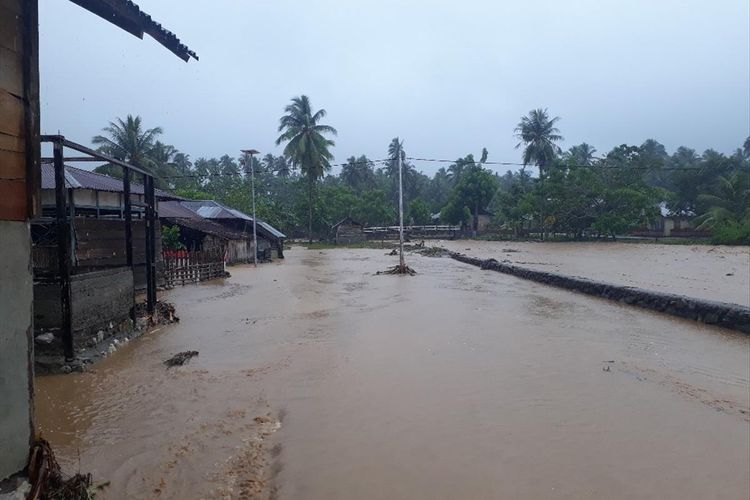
123 168 133 267
123 166 135 322
53 139 74 361
144 175 157 315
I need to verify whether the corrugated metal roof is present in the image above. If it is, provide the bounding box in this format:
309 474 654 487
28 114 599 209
162 216 247 240
180 200 286 239
40 162 182 200
158 200 202 218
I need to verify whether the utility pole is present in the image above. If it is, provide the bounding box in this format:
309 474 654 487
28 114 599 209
241 149 260 267
397 140 405 270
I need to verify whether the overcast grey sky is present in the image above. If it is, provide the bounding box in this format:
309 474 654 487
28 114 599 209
40 0 749 175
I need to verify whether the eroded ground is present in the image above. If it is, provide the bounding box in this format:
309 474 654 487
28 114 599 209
35 246 750 499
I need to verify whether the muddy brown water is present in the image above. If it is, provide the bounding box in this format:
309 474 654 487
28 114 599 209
35 247 750 499
436 240 750 306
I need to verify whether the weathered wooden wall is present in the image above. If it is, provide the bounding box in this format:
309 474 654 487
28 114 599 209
32 218 164 289
0 0 39 220
34 267 134 346
336 223 365 244
74 218 162 267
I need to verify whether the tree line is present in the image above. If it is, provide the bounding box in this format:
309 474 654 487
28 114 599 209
92 101 750 244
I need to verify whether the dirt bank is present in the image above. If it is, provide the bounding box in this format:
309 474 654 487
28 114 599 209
35 248 750 499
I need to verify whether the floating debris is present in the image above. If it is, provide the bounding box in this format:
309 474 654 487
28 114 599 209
377 264 417 276
164 351 199 367
27 439 108 499
133 301 180 325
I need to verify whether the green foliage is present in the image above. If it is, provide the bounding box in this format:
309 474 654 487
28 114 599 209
276 95 338 242
440 199 472 225
409 198 431 225
173 187 212 200
515 108 563 173
710 219 750 245
694 170 750 230
162 225 185 250
93 111 748 245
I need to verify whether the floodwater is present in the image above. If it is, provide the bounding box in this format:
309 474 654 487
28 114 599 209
35 246 750 499
436 240 750 306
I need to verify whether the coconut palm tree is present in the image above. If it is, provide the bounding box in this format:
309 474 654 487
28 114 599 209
276 95 337 242
515 108 563 239
565 143 597 166
695 171 750 229
92 115 163 172
514 108 563 176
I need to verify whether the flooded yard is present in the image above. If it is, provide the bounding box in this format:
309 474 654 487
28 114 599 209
436 240 750 306
35 245 750 499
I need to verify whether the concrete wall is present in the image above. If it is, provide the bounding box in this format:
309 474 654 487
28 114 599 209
34 268 134 348
0 221 33 479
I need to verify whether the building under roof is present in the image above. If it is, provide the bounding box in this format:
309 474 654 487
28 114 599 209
180 200 287 240
40 162 180 199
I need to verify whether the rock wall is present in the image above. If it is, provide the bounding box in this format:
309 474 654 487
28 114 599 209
448 252 750 334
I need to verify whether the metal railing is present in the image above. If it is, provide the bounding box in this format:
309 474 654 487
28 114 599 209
40 135 158 360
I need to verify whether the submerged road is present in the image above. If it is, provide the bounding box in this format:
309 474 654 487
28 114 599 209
36 247 750 499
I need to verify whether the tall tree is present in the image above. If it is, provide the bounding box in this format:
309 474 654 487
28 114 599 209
564 143 597 166
448 165 499 237
276 95 337 242
514 108 563 176
92 115 163 176
341 155 376 194
515 108 563 238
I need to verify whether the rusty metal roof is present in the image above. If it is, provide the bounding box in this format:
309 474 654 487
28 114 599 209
40 162 182 200
68 0 198 61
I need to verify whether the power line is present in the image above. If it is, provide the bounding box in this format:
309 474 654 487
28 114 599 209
404 156 733 171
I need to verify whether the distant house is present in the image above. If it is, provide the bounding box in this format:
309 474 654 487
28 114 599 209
159 200 252 264
332 216 365 244
32 164 173 353
34 163 177 287
631 203 709 238
475 208 492 233
39 162 180 218
179 200 286 260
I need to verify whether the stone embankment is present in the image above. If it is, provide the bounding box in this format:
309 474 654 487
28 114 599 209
446 251 750 334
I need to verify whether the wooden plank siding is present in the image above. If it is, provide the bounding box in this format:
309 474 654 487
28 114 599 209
0 0 39 221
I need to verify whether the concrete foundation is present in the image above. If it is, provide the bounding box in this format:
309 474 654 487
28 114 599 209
0 221 33 480
34 267 134 351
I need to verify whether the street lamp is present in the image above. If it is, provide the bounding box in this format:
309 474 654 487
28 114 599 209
241 149 260 267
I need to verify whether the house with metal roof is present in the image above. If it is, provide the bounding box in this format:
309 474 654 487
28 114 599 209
1 0 197 482
39 162 181 218
159 200 255 265
178 200 286 260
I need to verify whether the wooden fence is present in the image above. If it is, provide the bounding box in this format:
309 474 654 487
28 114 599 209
163 250 226 287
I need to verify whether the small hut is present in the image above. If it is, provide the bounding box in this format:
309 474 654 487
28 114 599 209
332 216 365 244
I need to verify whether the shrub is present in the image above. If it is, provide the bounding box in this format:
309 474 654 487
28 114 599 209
711 219 750 245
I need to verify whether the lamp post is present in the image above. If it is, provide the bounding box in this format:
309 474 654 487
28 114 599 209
241 149 260 267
